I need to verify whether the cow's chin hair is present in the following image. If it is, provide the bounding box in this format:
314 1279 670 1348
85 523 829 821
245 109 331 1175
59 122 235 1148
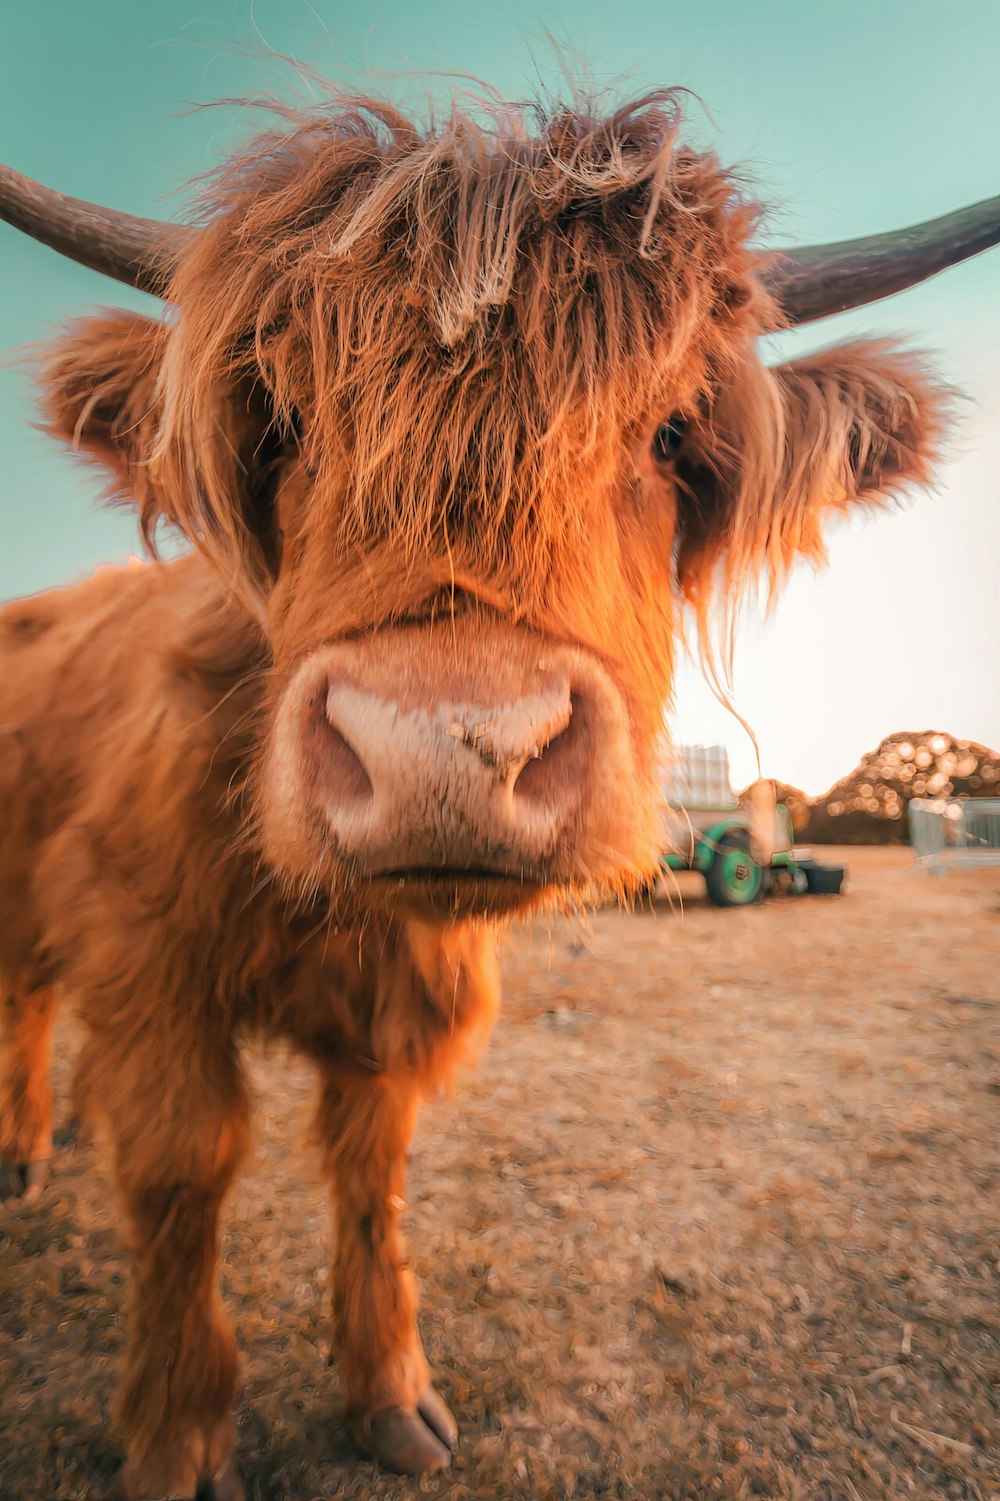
363 870 556 923
266 850 620 926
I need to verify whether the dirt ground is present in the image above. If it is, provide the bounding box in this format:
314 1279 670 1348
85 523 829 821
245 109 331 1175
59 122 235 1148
1 847 998 1501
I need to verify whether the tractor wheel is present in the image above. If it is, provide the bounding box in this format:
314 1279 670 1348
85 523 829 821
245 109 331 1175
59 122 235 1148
705 833 764 908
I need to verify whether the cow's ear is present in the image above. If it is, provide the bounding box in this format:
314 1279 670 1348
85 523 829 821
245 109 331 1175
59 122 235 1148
674 340 952 611
39 310 168 511
39 310 289 591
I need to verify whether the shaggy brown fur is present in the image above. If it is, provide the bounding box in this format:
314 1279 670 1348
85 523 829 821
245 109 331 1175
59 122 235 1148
0 983 56 1201
1 87 950 1497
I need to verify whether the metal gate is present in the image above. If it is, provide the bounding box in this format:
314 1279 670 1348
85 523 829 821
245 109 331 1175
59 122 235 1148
908 797 1000 872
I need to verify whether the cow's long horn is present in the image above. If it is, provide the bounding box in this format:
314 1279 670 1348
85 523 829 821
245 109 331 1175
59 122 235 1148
0 164 193 296
768 194 1000 324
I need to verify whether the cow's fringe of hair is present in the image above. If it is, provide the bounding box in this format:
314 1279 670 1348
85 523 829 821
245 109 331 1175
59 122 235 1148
148 86 774 610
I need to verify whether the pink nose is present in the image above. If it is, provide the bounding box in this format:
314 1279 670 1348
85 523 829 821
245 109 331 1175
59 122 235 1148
261 622 650 901
313 669 592 875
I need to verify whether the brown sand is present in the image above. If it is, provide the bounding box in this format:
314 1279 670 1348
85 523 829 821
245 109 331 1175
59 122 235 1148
1 847 997 1500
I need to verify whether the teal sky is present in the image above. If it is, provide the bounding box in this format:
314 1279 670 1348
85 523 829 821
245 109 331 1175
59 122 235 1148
2 1 998 791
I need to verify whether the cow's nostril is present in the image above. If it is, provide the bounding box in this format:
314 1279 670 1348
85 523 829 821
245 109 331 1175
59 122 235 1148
511 693 590 814
316 710 374 804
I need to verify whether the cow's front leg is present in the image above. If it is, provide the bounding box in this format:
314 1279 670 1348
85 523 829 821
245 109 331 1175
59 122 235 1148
0 981 56 1203
102 1042 250 1501
319 1071 456 1476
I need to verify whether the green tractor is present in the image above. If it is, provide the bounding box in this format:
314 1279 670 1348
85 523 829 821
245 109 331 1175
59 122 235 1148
660 805 803 907
656 746 843 907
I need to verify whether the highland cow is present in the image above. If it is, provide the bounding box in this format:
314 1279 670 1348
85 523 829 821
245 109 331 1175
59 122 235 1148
1 89 998 1499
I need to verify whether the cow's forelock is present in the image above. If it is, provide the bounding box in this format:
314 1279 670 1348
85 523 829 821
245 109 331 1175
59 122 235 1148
148 89 774 614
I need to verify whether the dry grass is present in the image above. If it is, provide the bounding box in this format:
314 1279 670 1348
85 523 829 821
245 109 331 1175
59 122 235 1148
1 847 998 1500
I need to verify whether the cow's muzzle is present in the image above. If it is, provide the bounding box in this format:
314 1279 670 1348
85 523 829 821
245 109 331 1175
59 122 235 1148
262 621 648 915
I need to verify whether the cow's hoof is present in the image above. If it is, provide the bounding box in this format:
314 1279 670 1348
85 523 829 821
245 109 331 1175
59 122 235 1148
354 1388 457 1475
195 1460 245 1501
0 1158 50 1204
117 1444 242 1500
116 1461 243 1501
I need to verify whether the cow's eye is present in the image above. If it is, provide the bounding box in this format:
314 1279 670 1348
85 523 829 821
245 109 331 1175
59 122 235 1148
652 417 686 462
